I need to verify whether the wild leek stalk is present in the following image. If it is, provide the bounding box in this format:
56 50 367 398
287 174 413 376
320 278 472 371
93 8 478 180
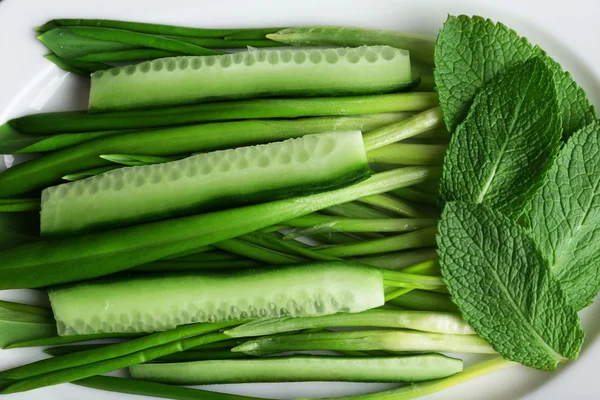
225 309 474 338
267 26 436 65
367 143 448 165
232 330 495 356
283 215 437 239
131 259 261 272
315 226 437 257
212 238 301 265
76 376 265 400
362 107 444 151
0 93 436 135
0 301 56 349
37 19 282 39
301 357 516 400
44 345 246 362
63 166 120 181
0 115 403 197
52 26 225 56
323 202 392 219
387 290 459 313
357 194 424 218
0 331 234 394
100 153 186 166
240 232 338 261
0 321 239 381
0 198 41 212
44 54 111 76
5 331 141 349
354 248 438 270
391 187 439 207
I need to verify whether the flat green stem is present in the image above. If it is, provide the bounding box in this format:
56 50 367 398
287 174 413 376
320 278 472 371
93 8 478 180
362 107 445 151
44 54 111 76
358 194 424 218
387 290 458 313
213 238 300 265
384 287 414 302
233 330 495 356
131 259 261 272
390 187 439 207
0 321 238 380
4 94 436 135
316 226 437 258
355 249 438 271
39 19 280 39
368 143 447 165
225 309 474 338
0 332 233 394
63 166 120 181
63 26 223 56
284 215 437 239
74 375 265 400
241 232 337 261
100 153 185 166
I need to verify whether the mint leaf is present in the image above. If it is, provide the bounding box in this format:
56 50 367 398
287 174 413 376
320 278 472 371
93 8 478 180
434 15 596 136
438 201 585 370
526 121 600 310
439 58 562 219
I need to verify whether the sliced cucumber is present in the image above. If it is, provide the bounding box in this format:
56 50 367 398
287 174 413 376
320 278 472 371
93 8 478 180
49 261 384 335
129 354 463 384
89 46 412 112
41 131 369 236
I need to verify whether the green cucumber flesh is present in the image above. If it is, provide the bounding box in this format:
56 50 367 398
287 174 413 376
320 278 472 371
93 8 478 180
89 46 412 112
41 131 369 236
49 261 384 335
129 354 463 384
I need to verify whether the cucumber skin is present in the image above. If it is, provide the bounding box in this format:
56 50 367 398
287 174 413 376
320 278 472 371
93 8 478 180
49 262 384 335
40 131 369 236
89 46 412 112
129 354 463 384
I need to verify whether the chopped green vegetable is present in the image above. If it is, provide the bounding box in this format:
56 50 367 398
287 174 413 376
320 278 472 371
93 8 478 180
439 58 562 219
438 201 585 370
131 259 261 272
0 212 39 250
89 46 413 112
213 238 301 265
232 330 495 356
41 131 369 236
434 15 595 135
357 194 425 218
526 121 600 310
50 262 384 335
100 153 185 166
129 354 463 384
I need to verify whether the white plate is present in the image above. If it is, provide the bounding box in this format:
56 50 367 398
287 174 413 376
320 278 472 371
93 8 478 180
1 0 599 398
